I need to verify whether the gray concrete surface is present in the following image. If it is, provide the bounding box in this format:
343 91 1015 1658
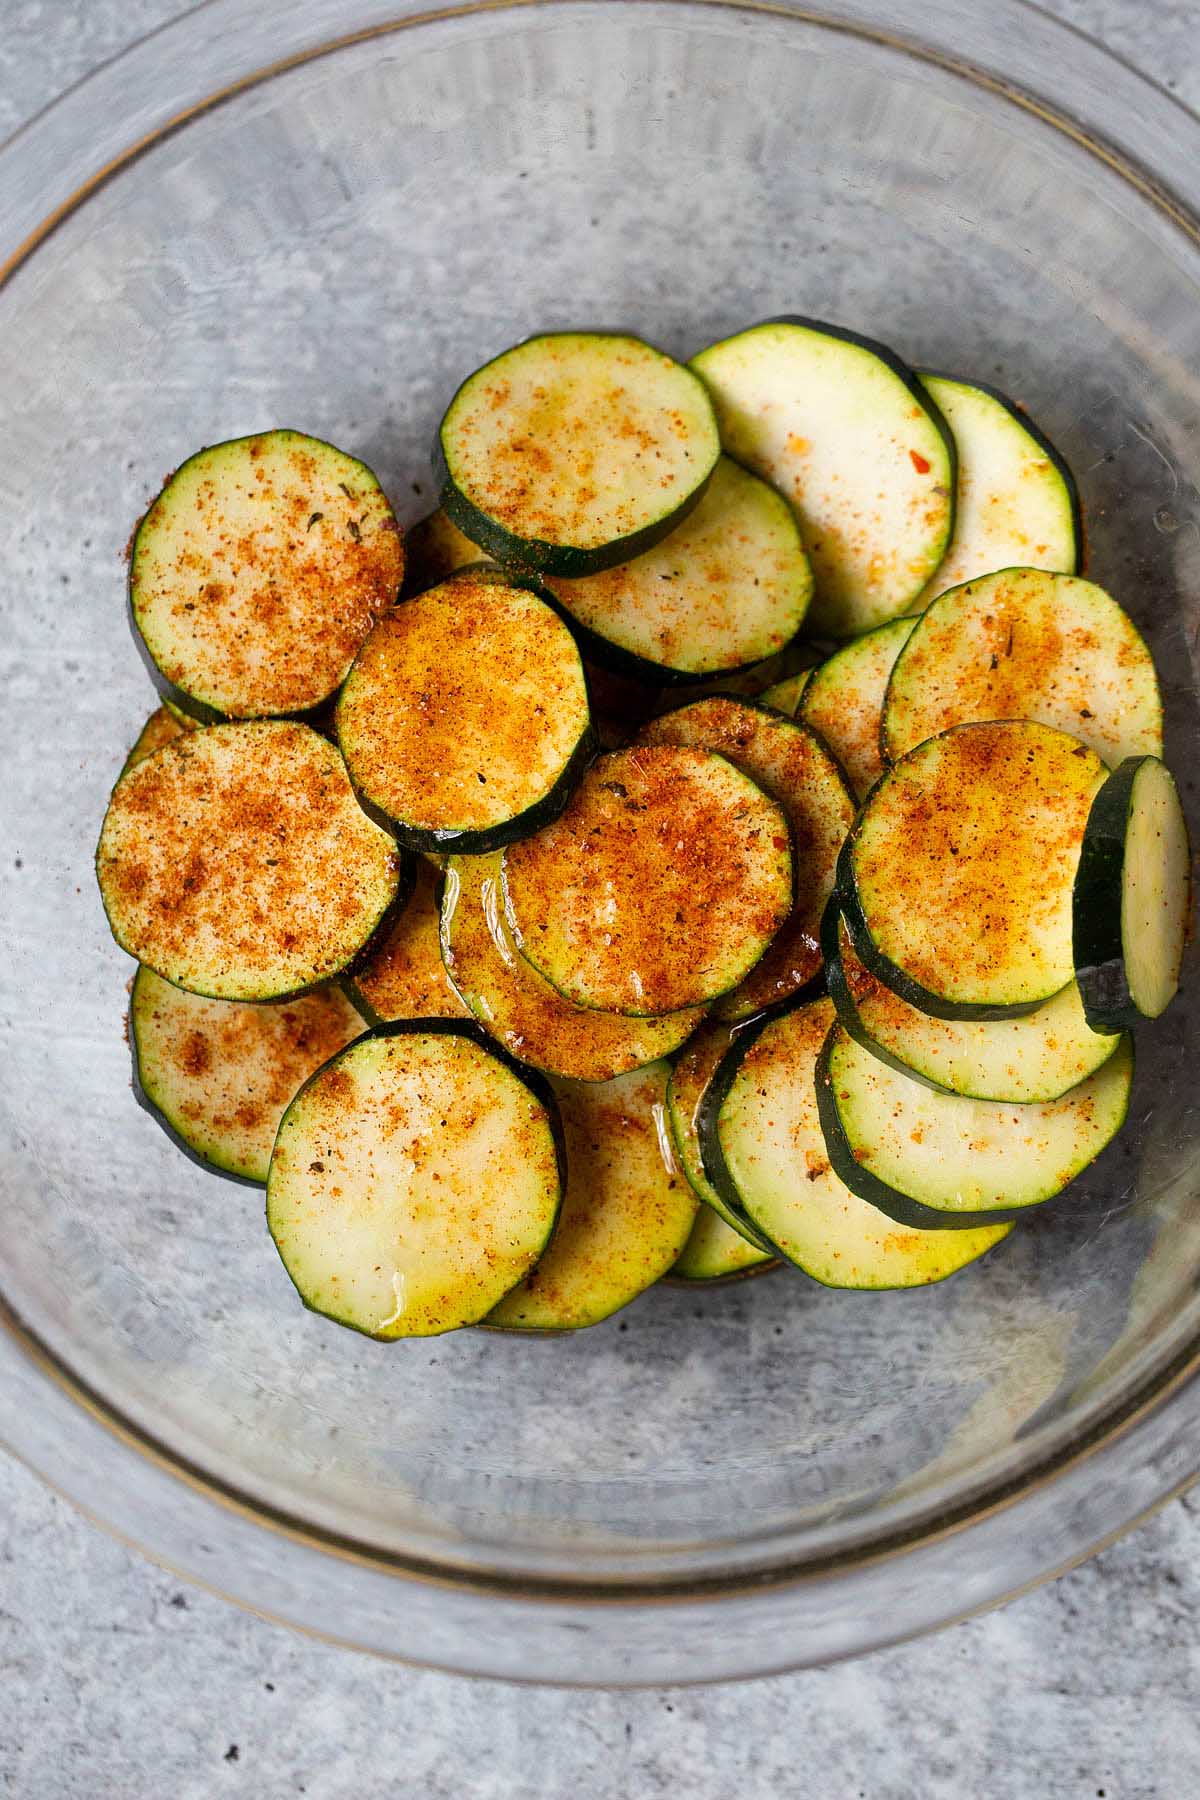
2 1 1200 1794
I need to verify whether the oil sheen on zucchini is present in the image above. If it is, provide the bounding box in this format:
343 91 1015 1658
268 1022 564 1338
914 373 1080 607
130 430 404 721
486 1061 698 1330
816 1022 1133 1229
441 852 704 1080
539 456 810 682
130 967 364 1184
1073 755 1191 1030
502 743 793 1016
639 696 854 1019
703 998 1011 1285
824 902 1120 1104
882 568 1162 768
336 574 593 853
843 720 1106 1018
342 858 468 1026
691 317 955 636
96 720 406 1001
435 332 721 576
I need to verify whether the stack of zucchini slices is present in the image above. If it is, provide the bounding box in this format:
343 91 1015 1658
97 320 1190 1342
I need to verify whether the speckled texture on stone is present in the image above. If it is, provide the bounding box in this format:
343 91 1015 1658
3 1 1200 1795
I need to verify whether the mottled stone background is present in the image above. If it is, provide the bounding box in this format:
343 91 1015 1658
2 2 1199 1795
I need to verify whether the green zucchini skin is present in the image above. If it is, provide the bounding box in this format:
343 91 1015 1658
663 1203 780 1284
1073 755 1192 1030
695 1006 785 1238
434 332 720 578
813 1024 1134 1231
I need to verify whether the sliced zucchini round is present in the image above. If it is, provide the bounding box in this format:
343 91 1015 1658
401 508 493 597
690 317 955 636
130 431 404 721
665 1019 772 1249
815 1021 1134 1229
882 569 1162 768
639 696 854 1019
668 1206 778 1283
759 670 814 717
130 967 364 1184
824 901 1120 1103
485 1061 698 1331
435 332 721 577
268 1022 564 1338
843 720 1106 1018
336 575 593 854
798 618 915 800
539 457 810 682
1073 755 1191 1030
96 720 406 1001
121 706 188 775
441 851 703 1081
501 744 793 1017
914 373 1080 608
342 858 468 1027
703 998 1011 1284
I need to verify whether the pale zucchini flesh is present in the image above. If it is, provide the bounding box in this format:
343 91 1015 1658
1073 755 1191 1029
486 1061 698 1330
760 670 814 716
845 720 1106 1016
130 430 404 720
639 697 854 1019
883 568 1162 768
665 1020 773 1249
336 575 593 853
826 905 1120 1103
267 1023 564 1338
436 333 721 575
131 967 364 1184
691 318 955 636
501 744 793 1017
540 456 811 680
669 1206 777 1283
441 852 704 1080
96 720 405 1002
343 858 468 1026
816 1022 1134 1228
914 374 1080 608
799 618 915 800
707 999 1011 1285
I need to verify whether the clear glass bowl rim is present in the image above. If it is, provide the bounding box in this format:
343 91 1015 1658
3 0 1200 1684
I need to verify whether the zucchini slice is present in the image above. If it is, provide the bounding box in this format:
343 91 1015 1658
798 619 915 800
824 902 1120 1103
96 720 406 1001
130 967 364 1184
121 706 188 774
815 1021 1134 1228
130 431 404 721
1073 755 1191 1029
502 744 793 1016
435 332 721 576
668 1206 778 1283
760 670 814 717
401 508 493 597
690 318 955 636
485 1061 698 1331
914 373 1080 607
441 852 703 1080
665 1020 772 1249
882 568 1162 767
639 696 854 1019
342 858 468 1027
336 575 593 854
843 720 1106 1018
703 998 1011 1284
267 1022 564 1338
539 457 810 682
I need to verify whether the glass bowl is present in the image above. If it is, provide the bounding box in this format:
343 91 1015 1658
3 0 1200 1687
